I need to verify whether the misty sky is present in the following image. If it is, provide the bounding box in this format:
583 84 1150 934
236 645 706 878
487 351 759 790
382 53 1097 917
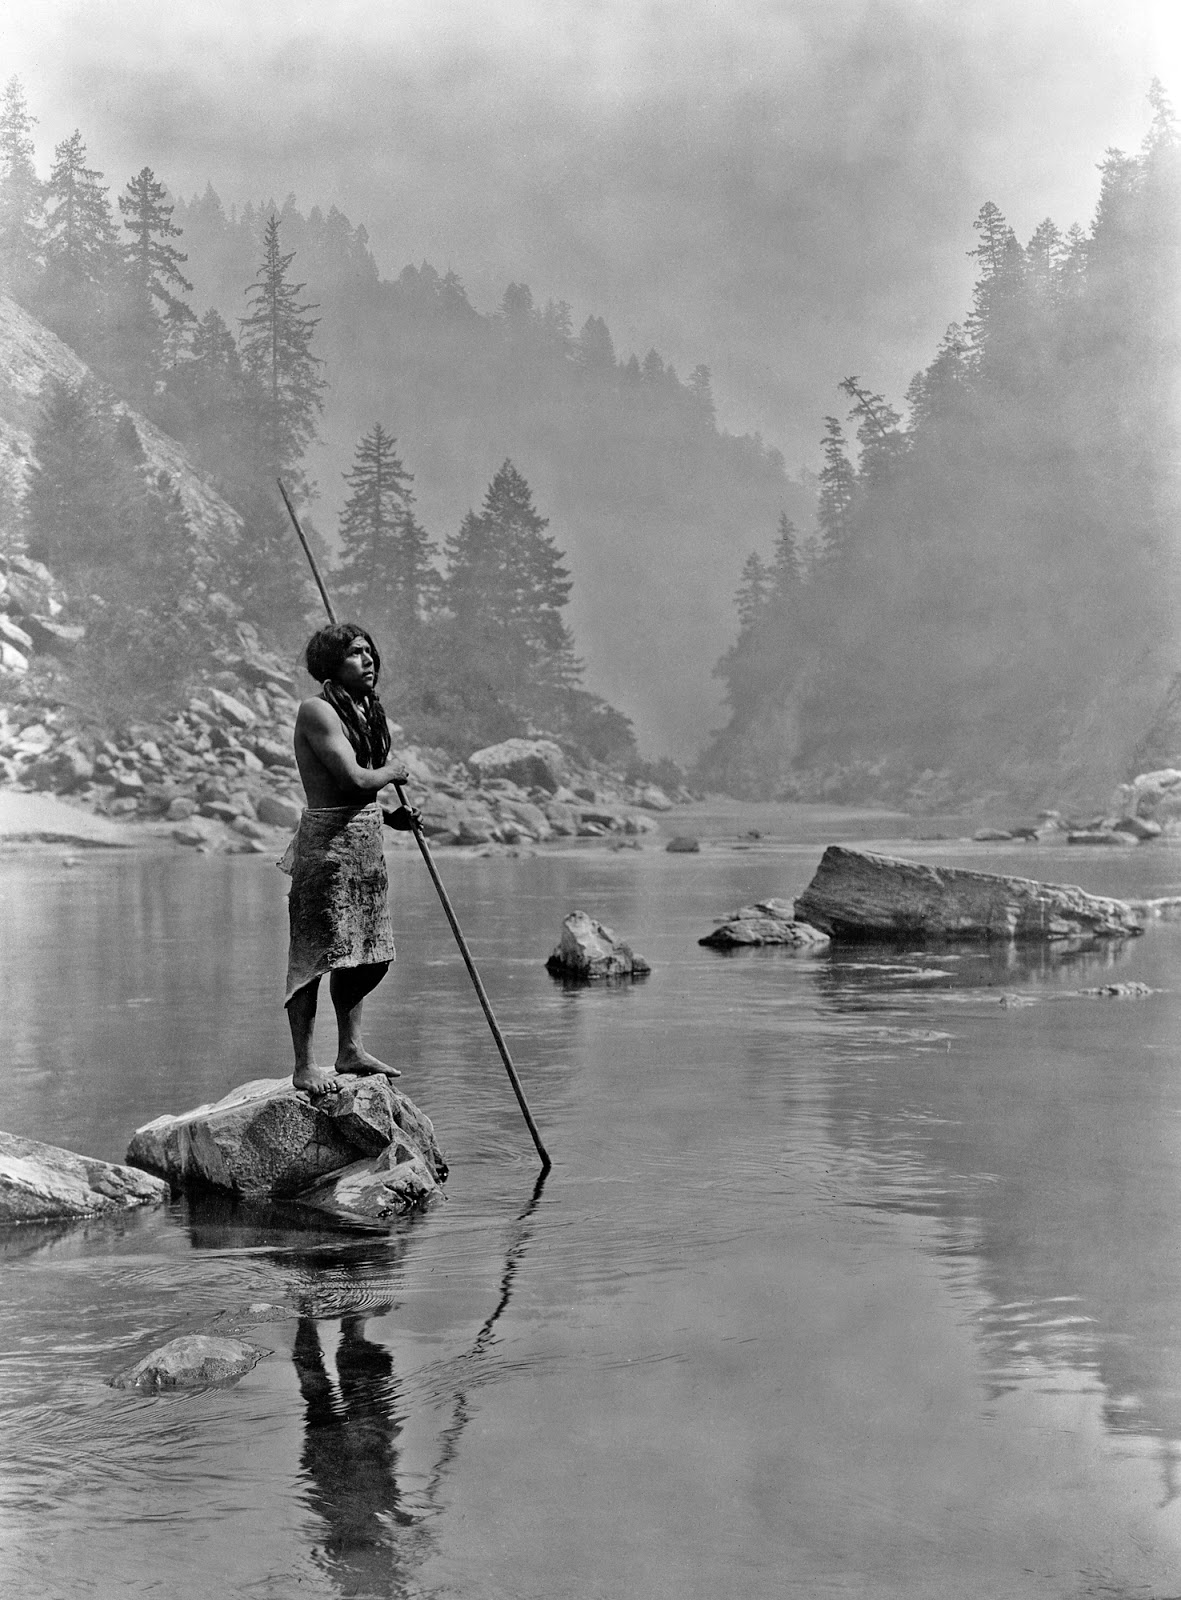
1 0 1176 463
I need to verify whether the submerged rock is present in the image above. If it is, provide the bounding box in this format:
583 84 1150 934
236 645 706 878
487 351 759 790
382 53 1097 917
794 845 1144 943
110 1334 268 1391
126 1076 447 1201
699 900 830 949
0 1130 168 1224
545 910 651 979
666 835 700 853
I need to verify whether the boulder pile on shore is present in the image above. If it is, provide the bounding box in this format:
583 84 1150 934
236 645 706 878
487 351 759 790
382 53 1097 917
794 845 1144 943
973 769 1181 845
0 573 686 850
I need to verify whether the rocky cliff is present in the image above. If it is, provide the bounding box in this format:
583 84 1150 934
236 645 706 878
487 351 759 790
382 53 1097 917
0 290 242 545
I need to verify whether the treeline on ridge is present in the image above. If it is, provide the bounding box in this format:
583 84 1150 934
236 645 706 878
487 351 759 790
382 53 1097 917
702 85 1181 812
0 76 798 774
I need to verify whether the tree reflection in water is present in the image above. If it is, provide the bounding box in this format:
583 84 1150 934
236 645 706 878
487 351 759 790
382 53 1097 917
802 934 1181 1504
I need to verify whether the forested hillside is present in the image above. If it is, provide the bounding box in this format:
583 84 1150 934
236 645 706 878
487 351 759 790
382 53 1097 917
702 88 1181 812
167 190 809 755
0 77 808 764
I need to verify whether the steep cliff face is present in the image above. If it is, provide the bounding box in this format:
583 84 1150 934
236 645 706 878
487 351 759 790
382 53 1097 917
0 291 242 546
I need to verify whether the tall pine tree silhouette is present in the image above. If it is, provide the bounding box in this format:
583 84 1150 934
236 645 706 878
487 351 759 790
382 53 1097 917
0 76 41 291
239 214 325 493
337 423 437 638
43 130 119 295
444 460 578 721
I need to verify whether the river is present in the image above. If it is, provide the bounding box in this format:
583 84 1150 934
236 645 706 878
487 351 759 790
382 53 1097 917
1 813 1180 1598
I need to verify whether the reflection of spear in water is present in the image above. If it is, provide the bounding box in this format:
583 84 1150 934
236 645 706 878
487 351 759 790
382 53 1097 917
278 479 551 1172
271 1167 549 1600
417 1167 551 1502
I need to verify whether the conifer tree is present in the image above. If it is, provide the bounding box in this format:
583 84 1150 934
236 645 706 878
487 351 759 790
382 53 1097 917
734 552 771 631
838 377 906 486
22 378 133 569
108 168 195 393
965 200 1025 361
689 364 716 425
444 460 578 714
337 423 437 635
119 166 193 309
577 315 616 371
0 76 42 290
43 130 119 292
540 298 574 351
239 214 325 491
905 325 971 435
1025 218 1066 303
815 416 856 561
166 307 246 468
769 513 803 599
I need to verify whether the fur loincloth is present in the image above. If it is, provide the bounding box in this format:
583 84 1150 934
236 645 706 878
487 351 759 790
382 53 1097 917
278 804 396 1004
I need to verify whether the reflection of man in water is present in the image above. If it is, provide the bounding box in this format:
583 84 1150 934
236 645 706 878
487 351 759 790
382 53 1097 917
293 1314 418 1592
281 624 419 1097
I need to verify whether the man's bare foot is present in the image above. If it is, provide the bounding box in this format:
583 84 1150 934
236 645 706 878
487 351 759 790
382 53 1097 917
334 1046 401 1079
292 1064 345 1097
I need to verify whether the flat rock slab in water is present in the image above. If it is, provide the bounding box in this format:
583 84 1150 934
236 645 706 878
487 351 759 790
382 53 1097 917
126 1076 447 1200
794 845 1143 943
699 899 830 949
545 910 651 979
0 1130 168 1224
110 1334 269 1392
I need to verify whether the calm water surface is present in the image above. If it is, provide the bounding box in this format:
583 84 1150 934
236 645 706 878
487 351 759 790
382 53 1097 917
2 820 1181 1599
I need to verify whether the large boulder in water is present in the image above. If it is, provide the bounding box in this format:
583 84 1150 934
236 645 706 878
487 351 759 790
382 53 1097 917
545 910 651 979
0 1130 168 1224
794 845 1144 943
126 1076 447 1201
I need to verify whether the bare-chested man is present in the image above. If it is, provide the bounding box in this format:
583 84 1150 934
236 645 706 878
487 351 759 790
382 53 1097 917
282 623 419 1097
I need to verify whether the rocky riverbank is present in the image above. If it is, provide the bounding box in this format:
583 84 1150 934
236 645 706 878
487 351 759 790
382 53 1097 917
0 550 688 853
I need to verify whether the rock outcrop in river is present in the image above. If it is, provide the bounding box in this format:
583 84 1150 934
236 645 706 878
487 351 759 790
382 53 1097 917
794 845 1144 943
127 1076 447 1224
0 1129 168 1223
545 910 651 979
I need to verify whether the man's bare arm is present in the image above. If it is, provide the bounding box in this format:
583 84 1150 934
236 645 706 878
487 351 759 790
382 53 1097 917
297 700 410 796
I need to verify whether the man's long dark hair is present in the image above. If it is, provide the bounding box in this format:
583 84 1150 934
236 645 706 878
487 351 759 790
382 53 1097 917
304 623 392 769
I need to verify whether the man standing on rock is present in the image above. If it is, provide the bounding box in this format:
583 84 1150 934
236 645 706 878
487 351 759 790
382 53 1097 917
280 623 419 1097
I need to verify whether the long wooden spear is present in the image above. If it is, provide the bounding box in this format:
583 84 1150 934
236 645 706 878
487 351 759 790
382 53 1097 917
278 480 551 1173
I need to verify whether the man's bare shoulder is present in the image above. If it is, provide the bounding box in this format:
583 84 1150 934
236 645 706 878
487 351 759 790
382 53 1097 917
295 696 339 730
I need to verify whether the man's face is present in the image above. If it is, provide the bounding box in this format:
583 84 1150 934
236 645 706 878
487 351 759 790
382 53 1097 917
334 636 376 697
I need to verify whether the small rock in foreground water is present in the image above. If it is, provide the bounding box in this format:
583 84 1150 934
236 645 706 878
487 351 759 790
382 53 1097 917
110 1334 269 1392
